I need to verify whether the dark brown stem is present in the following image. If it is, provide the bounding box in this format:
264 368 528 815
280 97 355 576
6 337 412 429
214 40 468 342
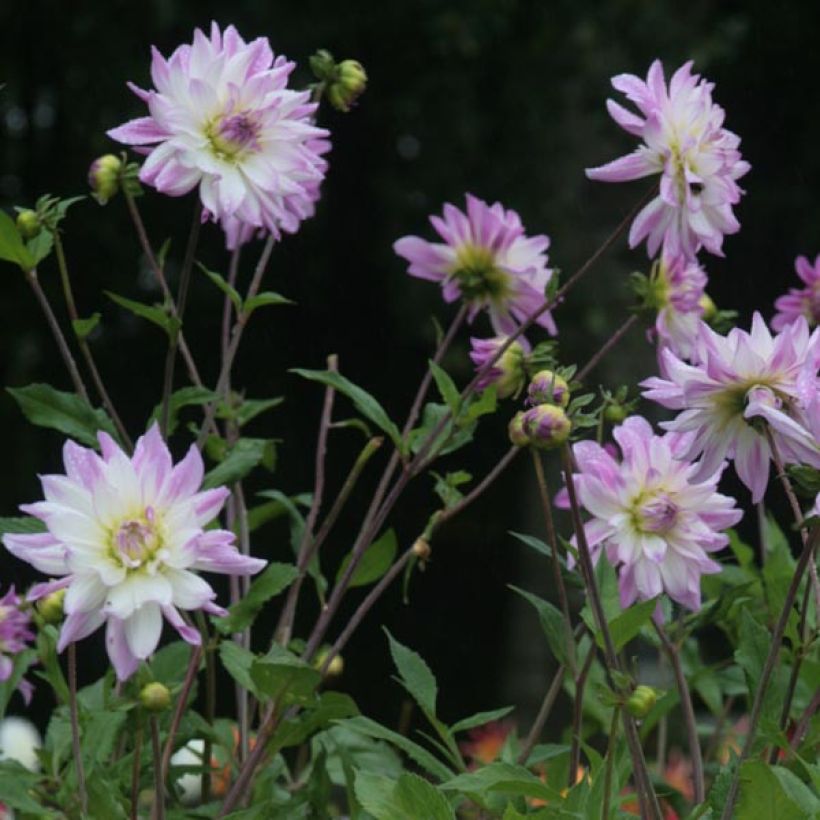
576 313 639 383
654 623 705 803
67 643 88 815
719 523 820 819
601 706 620 820
569 641 596 785
160 644 202 784
221 247 242 370
150 716 166 820
789 687 820 754
130 719 143 820
26 269 90 402
517 663 565 766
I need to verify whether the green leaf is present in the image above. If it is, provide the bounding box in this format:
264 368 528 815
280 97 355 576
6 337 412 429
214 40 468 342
338 715 454 781
0 210 34 270
7 383 118 447
150 386 217 435
439 762 560 803
220 641 260 699
355 771 455 820
227 397 285 427
735 761 820 819
105 290 180 336
606 597 658 652
250 644 321 704
336 529 398 589
460 385 497 424
429 360 460 412
202 437 271 489
26 229 54 267
431 470 472 509
407 402 476 459
72 313 101 341
214 563 298 634
0 649 37 718
0 516 46 535
245 291 294 313
291 368 402 451
0 761 44 812
450 706 515 734
273 691 359 750
385 629 438 716
509 585 572 667
149 641 196 688
198 261 242 313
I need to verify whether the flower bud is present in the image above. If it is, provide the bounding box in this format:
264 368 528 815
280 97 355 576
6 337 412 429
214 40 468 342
326 60 368 112
469 337 527 399
313 648 345 678
139 682 171 712
36 588 66 624
699 293 717 321
522 404 571 450
508 411 530 447
88 154 123 204
626 685 657 718
527 370 570 408
412 537 432 560
603 403 628 424
15 210 41 240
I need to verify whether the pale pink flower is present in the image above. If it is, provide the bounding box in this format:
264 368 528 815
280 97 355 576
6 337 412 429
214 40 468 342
394 194 557 335
0 587 34 703
772 254 820 331
642 314 820 502
586 60 749 259
3 425 265 680
563 416 741 611
108 22 330 248
654 253 708 361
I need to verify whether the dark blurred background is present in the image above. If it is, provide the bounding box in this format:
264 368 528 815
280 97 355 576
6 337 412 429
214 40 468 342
1 0 818 742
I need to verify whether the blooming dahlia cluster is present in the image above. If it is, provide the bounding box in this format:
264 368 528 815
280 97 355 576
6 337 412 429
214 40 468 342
0 587 34 703
3 425 265 680
109 23 330 249
587 60 749 260
563 416 741 611
642 314 820 502
772 254 820 331
394 194 557 336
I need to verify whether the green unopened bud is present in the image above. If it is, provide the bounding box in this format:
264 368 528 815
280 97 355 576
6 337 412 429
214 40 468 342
309 49 337 82
699 293 717 321
36 588 66 624
88 154 123 204
626 685 657 718
527 370 570 408
327 60 368 112
508 411 530 447
140 682 171 712
314 649 345 679
604 402 629 424
16 210 41 240
522 404 572 450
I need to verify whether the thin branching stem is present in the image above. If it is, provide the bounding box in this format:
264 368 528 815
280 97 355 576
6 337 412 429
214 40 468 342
67 643 88 815
576 313 639 383
517 663 565 766
601 706 620 820
150 716 166 820
160 645 202 785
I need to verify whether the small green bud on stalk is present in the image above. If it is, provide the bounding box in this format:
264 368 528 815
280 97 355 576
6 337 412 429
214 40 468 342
522 404 572 450
16 210 41 240
36 588 66 624
527 370 570 407
326 60 367 112
625 684 657 718
314 648 345 678
604 402 629 424
140 681 172 712
88 154 123 204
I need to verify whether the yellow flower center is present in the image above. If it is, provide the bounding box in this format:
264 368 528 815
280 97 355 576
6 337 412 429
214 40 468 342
449 244 511 303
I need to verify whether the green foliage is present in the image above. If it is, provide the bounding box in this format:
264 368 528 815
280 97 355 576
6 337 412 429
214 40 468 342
439 761 560 803
213 562 299 634
336 528 398 588
202 437 274 489
150 386 217 435
355 770 455 820
106 290 181 337
735 761 820 819
509 584 574 668
72 312 101 341
385 629 438 715
431 469 472 508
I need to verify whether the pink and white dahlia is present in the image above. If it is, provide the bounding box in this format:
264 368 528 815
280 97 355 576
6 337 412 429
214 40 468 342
564 416 741 611
2 425 265 680
653 253 708 361
0 587 34 703
772 254 820 331
586 60 749 259
642 314 820 502
394 194 557 335
108 22 330 248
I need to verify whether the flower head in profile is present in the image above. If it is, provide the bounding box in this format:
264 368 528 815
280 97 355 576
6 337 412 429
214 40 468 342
586 60 749 259
642 314 820 502
562 416 741 611
108 23 330 249
469 335 530 398
394 194 557 335
2 425 265 680
772 254 820 331
0 587 34 703
651 253 708 360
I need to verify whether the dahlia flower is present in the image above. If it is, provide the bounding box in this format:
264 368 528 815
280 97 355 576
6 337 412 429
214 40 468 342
586 60 749 259
642 314 820 502
772 254 820 331
469 336 529 398
108 22 330 248
3 425 265 680
394 194 557 335
653 253 708 360
0 587 34 703
563 416 741 611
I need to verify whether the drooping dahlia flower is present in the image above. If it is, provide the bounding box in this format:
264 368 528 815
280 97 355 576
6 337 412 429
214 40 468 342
3 425 265 680
652 253 708 361
394 194 557 335
0 587 34 703
586 60 749 260
108 22 330 248
642 314 820 502
562 416 741 611
772 254 820 331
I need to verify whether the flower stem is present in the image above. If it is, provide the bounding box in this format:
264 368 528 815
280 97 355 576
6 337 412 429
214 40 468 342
67 643 88 816
52 232 132 448
150 716 165 820
25 268 90 402
517 662 565 766
160 644 202 785
654 622 705 803
569 642 595 786
576 313 639 383
601 706 620 820
719 522 820 819
221 247 242 371
130 719 143 820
